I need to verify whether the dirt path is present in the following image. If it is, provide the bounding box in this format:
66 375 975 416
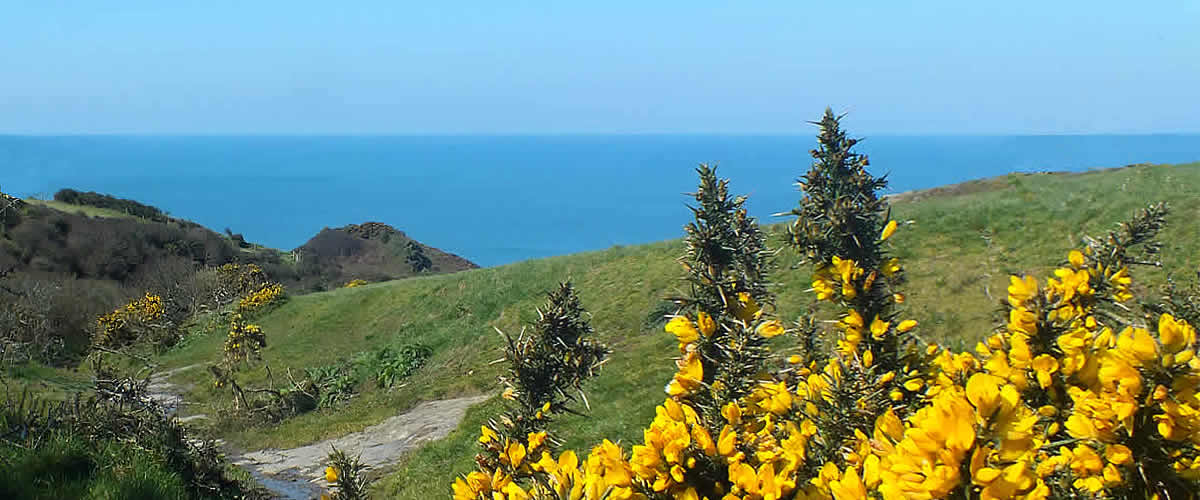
147 365 487 499
234 395 489 499
147 363 204 418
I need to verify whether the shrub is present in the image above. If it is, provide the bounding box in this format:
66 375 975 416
306 362 360 408
344 279 369 288
236 282 286 315
221 313 267 368
92 293 170 350
0 362 259 499
0 192 21 230
449 109 1200 500
452 283 608 499
406 241 432 273
0 273 127 363
213 263 268 305
305 343 433 409
369 343 432 389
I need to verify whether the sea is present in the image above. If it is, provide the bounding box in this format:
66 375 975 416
4 134 1200 267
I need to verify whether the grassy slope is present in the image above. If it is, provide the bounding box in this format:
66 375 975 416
3 363 93 401
23 199 144 220
144 162 1200 498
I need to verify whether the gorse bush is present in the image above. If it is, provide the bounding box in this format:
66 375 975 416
452 282 608 499
450 109 1200 500
236 282 286 315
213 263 270 307
208 278 323 422
93 293 169 349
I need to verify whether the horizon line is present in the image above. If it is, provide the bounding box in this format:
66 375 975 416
3 131 1200 138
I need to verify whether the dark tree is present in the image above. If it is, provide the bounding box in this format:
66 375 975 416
405 240 431 273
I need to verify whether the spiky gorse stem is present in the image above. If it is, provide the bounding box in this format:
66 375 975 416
496 282 608 439
779 108 926 476
454 282 609 500
1149 273 1200 331
679 163 774 315
323 445 373 500
635 164 783 499
667 164 778 420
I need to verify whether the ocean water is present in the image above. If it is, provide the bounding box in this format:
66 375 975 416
4 134 1200 267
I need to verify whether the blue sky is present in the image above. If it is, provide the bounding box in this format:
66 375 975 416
2 1 1197 134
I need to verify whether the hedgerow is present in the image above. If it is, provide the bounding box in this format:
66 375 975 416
449 109 1200 500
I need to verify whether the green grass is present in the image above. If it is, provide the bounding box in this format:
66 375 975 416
24 199 145 220
140 162 1200 498
3 362 93 401
0 435 192 500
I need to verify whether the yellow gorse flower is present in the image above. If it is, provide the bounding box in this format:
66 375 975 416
666 351 703 397
879 219 898 241
666 316 700 347
755 320 785 339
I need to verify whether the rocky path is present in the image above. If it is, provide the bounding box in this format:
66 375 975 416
147 366 487 499
147 363 204 418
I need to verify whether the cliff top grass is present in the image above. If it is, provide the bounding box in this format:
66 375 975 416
24 199 145 221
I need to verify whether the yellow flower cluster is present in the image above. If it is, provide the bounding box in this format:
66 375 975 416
93 293 165 347
236 283 285 314
218 263 267 290
343 279 369 288
456 241 1200 500
455 430 644 500
223 313 266 366
811 256 901 304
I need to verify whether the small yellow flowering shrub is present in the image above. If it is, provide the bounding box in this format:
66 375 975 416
93 293 166 348
451 110 1200 500
236 282 286 314
222 313 266 367
204 262 271 307
344 279 369 288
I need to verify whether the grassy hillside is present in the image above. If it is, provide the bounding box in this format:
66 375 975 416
145 162 1200 498
0 188 478 368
